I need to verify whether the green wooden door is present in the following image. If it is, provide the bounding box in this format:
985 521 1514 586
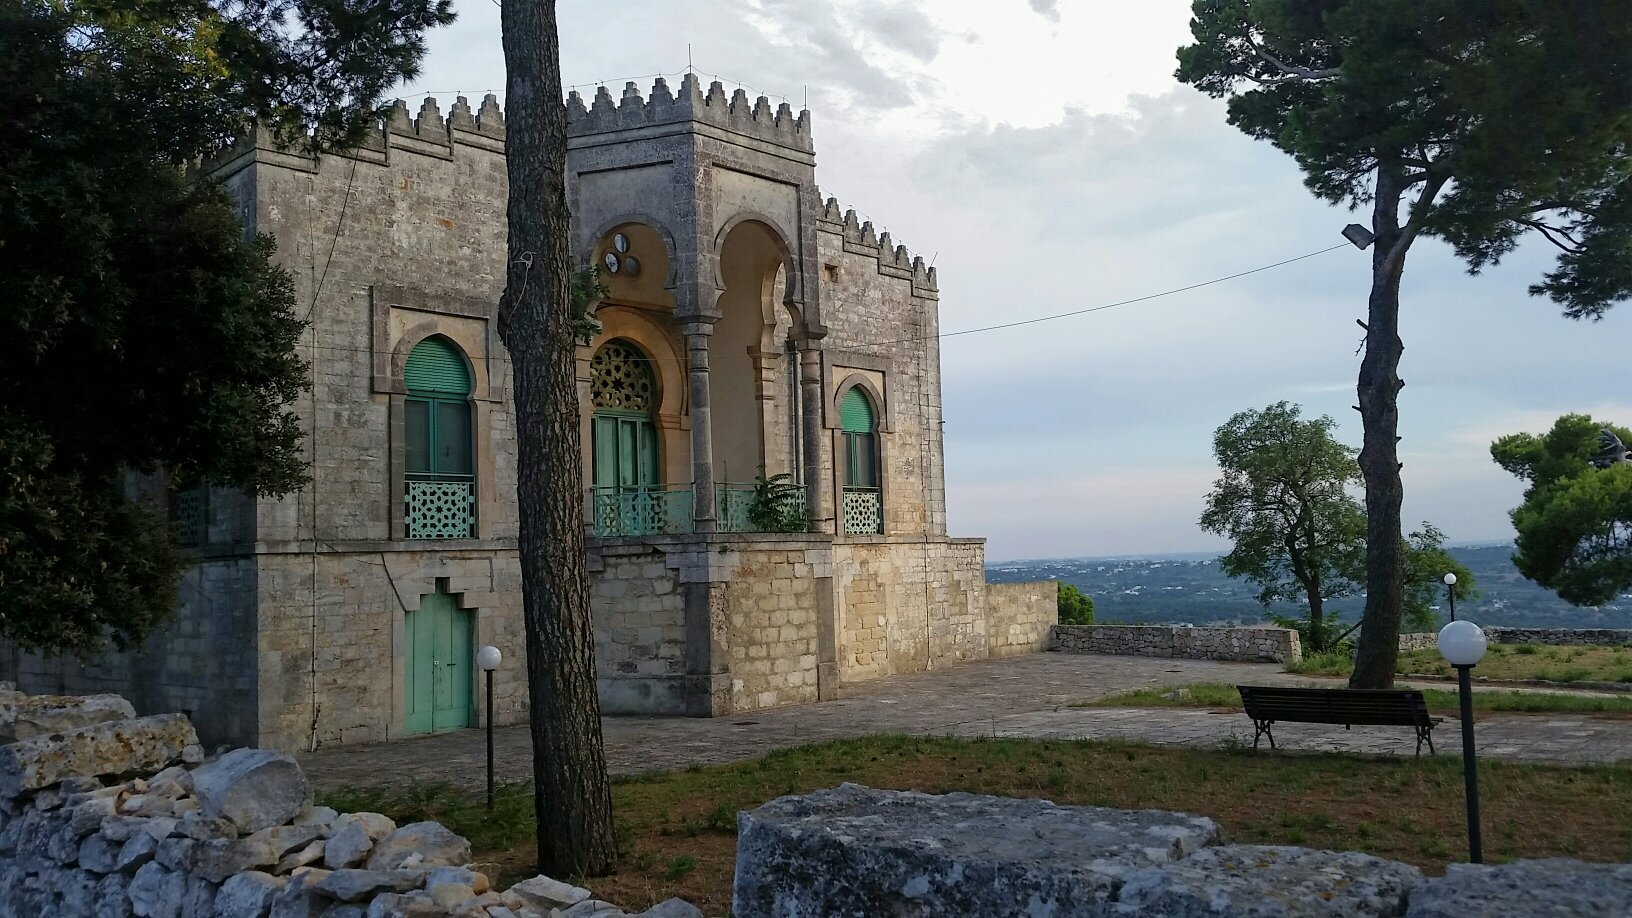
405 591 473 734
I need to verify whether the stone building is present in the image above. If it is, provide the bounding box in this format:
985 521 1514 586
4 76 1056 752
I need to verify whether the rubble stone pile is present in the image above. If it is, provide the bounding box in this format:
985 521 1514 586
0 686 699 918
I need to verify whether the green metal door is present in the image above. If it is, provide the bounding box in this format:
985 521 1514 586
404 591 473 734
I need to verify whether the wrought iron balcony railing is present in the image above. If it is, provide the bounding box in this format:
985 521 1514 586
716 482 810 534
843 487 883 535
590 485 693 538
406 476 477 539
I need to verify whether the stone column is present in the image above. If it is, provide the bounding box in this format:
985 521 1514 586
799 345 832 533
684 320 718 532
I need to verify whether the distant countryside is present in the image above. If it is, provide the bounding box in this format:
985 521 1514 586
988 545 1632 630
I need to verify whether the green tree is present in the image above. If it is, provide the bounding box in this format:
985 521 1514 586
1200 403 1365 652
1178 2 1632 688
1401 523 1474 633
1058 584 1095 625
0 0 452 656
1492 415 1632 605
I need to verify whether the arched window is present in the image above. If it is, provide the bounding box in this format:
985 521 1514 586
840 387 883 534
590 340 673 535
403 336 475 538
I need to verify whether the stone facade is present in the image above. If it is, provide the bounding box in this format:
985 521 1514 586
1052 624 1303 664
3 77 1053 751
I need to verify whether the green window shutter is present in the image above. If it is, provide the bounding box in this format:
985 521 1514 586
840 388 875 433
405 337 472 395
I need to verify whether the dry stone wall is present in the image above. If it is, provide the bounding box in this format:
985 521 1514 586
734 784 1632 917
1052 624 1303 664
0 686 700 918
1397 628 1632 653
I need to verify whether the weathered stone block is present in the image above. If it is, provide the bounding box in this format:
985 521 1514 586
191 748 311 833
0 714 201 797
507 874 592 910
0 693 137 744
216 870 286 917
732 783 1217 917
1115 845 1422 916
365 822 469 871
1406 859 1632 917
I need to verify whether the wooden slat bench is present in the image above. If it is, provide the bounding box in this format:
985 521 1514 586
1236 685 1442 757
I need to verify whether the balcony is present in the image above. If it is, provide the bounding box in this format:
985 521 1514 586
590 482 811 537
406 476 476 539
843 487 883 534
590 485 693 537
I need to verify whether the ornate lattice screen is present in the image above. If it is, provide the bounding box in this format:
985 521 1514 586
591 340 655 412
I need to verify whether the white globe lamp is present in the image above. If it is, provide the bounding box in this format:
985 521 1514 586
1437 620 1486 667
477 645 502 672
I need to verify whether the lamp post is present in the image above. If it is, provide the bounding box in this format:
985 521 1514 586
476 645 502 811
1438 619 1487 863
1443 571 1458 621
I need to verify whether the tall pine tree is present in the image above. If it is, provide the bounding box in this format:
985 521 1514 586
1178 1 1632 687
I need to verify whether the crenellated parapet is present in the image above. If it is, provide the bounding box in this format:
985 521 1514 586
566 75 813 153
203 93 507 177
817 194 938 296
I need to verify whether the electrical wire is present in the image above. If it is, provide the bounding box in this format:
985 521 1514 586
290 240 1351 365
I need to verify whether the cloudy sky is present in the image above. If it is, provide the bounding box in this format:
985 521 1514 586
401 0 1631 562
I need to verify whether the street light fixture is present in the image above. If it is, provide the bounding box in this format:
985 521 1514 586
1438 619 1487 863
1342 223 1377 250
477 645 502 811
1443 571 1458 622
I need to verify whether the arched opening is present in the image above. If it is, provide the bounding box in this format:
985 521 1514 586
713 219 788 486
840 387 883 534
590 339 682 535
403 336 476 539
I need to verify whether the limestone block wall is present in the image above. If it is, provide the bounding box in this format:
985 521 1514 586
1 558 260 750
254 550 526 753
815 201 946 539
832 538 987 681
589 544 687 715
1053 625 1302 664
987 581 1059 658
719 542 827 712
214 104 516 546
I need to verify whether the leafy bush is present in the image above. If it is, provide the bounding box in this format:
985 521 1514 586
746 472 808 533
1059 584 1095 625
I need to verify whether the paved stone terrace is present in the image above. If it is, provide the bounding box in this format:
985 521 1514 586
300 653 1632 791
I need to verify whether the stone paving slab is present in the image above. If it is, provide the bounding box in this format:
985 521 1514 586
299 653 1632 792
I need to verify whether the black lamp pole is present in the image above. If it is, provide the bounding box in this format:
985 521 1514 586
485 667 495 811
1446 581 1457 622
1456 662 1482 863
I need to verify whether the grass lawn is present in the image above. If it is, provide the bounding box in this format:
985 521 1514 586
320 735 1632 915
1290 643 1632 684
1087 682 1632 716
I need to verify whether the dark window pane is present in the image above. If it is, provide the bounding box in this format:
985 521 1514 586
405 399 431 473
436 400 473 476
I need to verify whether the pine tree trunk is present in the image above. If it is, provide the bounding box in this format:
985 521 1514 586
1349 165 1410 690
497 0 616 877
